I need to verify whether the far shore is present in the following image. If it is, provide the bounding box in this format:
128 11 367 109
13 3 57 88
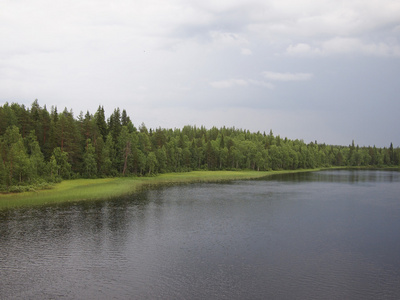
0 169 324 210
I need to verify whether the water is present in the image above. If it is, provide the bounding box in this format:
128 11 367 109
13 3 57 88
1 170 400 299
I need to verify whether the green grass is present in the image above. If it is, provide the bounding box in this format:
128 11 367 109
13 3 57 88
0 169 318 210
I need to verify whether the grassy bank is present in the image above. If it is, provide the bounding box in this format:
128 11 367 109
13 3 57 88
0 169 318 210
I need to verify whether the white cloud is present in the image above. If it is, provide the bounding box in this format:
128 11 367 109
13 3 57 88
241 48 253 55
287 38 400 57
210 79 249 88
286 43 314 55
263 71 313 81
247 80 274 89
209 31 249 48
246 0 400 57
210 78 273 89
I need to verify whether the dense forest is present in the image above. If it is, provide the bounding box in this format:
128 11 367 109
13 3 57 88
0 100 399 191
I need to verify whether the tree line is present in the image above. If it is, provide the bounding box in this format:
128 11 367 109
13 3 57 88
0 100 399 191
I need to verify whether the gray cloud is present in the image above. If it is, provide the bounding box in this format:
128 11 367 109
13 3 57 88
263 71 313 81
210 78 274 89
0 0 399 146
287 39 400 57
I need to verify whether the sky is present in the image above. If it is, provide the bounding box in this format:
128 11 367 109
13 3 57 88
1 0 399 147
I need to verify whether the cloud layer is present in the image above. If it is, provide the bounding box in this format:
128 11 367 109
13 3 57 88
0 0 399 146
263 72 313 81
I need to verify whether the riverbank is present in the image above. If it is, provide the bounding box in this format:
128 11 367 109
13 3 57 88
0 169 321 210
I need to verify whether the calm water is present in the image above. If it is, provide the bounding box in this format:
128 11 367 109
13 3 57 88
1 170 400 299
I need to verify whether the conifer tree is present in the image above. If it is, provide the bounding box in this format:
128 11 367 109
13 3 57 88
95 106 107 139
100 133 115 176
26 130 46 179
83 139 97 178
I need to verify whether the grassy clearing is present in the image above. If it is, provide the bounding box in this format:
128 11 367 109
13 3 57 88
0 169 318 210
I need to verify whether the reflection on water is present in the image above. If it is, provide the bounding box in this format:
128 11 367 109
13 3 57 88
266 169 399 183
0 170 400 299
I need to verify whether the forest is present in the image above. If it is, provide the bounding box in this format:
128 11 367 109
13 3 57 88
0 100 399 192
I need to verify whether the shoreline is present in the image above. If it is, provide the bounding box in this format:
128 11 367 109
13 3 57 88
3 167 397 210
0 169 320 210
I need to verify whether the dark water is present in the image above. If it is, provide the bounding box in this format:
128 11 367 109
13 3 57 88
1 170 400 299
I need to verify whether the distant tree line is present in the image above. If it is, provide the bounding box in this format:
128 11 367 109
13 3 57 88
0 100 399 191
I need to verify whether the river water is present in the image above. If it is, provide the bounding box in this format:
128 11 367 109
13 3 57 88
1 170 400 299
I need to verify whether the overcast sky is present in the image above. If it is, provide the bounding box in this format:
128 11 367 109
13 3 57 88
1 0 399 147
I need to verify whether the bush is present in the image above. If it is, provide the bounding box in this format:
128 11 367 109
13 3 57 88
3 181 55 193
8 185 35 193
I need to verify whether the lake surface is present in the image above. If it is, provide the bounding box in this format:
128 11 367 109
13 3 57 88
1 170 400 299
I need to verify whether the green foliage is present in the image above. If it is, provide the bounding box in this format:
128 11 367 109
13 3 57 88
101 133 115 176
83 139 97 178
0 126 31 186
52 147 71 179
95 106 107 138
0 101 399 192
146 152 158 174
